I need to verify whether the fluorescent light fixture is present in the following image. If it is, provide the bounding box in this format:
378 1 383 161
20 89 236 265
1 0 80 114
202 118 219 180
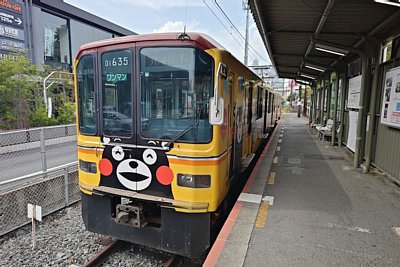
315 43 348 56
374 0 400 7
315 47 346 56
300 74 316 80
296 79 310 85
304 64 325 72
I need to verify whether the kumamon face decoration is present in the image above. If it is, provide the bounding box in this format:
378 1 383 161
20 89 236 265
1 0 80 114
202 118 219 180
98 138 173 191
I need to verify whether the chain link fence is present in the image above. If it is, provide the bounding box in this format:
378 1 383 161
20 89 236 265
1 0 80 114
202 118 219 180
0 124 80 236
0 124 77 183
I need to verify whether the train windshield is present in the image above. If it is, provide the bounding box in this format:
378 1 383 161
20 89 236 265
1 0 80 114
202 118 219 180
140 47 213 143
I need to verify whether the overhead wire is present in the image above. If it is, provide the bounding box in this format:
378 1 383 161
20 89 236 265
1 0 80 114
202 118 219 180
211 0 271 64
202 0 247 52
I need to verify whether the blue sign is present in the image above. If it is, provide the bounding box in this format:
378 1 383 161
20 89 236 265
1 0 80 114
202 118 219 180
0 10 23 28
0 24 23 40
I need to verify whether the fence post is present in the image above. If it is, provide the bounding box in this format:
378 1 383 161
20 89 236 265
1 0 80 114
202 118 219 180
40 128 47 173
64 166 69 206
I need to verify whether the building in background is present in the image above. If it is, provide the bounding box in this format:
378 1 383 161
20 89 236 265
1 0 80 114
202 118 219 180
0 0 135 70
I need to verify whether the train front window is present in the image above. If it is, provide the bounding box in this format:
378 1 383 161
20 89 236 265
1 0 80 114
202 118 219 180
140 47 213 142
101 50 133 137
77 54 96 135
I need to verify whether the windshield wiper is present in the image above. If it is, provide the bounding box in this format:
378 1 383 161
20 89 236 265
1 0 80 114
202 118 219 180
165 120 199 148
165 105 203 148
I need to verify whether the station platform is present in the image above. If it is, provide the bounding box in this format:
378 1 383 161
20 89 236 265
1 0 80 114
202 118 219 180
204 113 400 267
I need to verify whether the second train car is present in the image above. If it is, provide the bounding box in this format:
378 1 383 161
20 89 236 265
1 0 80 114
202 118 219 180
75 32 281 258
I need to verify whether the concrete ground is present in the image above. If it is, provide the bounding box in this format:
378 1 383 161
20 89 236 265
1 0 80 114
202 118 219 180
206 112 400 267
245 113 400 266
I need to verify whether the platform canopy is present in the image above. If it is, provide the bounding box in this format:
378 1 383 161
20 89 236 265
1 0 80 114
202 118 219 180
249 0 400 82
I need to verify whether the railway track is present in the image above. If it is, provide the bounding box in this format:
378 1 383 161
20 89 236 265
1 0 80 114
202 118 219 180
82 239 123 267
82 238 192 267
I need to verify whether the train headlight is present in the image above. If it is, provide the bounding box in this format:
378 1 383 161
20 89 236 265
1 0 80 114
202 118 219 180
177 174 211 188
79 159 97 174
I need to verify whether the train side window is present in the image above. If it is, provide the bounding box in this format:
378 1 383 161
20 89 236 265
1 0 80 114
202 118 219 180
256 86 263 119
77 54 96 135
268 92 272 113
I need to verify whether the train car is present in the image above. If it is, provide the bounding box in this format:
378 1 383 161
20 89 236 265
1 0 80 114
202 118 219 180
74 32 280 258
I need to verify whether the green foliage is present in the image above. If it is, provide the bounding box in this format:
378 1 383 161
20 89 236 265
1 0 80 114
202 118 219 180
0 53 74 129
56 101 75 124
28 105 57 127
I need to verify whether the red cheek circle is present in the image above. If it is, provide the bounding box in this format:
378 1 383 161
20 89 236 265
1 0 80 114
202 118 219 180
99 158 113 176
156 166 174 185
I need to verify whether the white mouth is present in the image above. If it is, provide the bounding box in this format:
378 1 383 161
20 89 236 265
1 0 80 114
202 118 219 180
116 159 152 191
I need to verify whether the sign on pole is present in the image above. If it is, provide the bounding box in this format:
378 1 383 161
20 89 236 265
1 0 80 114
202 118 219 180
27 203 42 249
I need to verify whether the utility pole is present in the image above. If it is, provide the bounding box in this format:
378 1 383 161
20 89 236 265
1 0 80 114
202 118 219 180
243 0 250 65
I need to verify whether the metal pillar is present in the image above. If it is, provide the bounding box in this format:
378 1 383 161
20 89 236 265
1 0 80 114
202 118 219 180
362 46 382 173
320 80 325 123
338 75 347 147
331 73 340 145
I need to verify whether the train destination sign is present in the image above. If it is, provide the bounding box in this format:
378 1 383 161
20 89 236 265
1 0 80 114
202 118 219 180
0 24 24 40
0 10 23 28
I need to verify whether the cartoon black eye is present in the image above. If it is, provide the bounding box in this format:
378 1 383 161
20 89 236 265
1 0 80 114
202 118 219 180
112 146 125 161
143 149 157 165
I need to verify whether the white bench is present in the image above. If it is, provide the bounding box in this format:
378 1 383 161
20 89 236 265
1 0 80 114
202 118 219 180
316 119 333 140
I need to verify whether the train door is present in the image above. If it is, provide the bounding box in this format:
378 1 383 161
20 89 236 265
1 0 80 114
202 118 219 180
229 74 243 179
99 48 142 191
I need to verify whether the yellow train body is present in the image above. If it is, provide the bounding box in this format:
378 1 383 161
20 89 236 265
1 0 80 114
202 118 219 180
75 33 281 257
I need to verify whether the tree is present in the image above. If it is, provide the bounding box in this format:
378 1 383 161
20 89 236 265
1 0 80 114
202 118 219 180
0 53 75 130
0 54 42 129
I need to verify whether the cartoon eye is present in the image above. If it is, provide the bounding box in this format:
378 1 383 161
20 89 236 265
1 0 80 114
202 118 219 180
103 137 111 144
143 149 157 165
112 146 125 161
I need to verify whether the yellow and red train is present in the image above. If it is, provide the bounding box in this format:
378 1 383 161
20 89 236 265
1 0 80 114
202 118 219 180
74 32 281 257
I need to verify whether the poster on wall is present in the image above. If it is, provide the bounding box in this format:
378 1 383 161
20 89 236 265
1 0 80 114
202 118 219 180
347 75 362 109
44 27 54 57
381 66 400 129
347 110 358 152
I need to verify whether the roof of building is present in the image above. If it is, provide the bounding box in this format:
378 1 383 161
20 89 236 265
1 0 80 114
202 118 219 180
33 0 136 36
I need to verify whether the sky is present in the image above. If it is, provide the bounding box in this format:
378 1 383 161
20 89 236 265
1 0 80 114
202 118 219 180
64 0 271 68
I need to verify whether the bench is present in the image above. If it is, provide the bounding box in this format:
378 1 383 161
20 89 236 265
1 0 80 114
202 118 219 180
315 119 333 140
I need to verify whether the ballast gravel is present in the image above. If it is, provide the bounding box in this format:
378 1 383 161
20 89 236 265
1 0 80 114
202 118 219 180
0 203 165 266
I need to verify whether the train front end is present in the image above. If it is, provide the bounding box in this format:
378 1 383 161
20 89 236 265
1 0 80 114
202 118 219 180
74 33 230 258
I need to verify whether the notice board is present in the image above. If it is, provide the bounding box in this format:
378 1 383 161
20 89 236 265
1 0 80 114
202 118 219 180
347 75 362 109
381 66 400 129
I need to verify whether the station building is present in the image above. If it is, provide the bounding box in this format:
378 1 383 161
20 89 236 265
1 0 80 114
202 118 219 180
0 0 135 70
